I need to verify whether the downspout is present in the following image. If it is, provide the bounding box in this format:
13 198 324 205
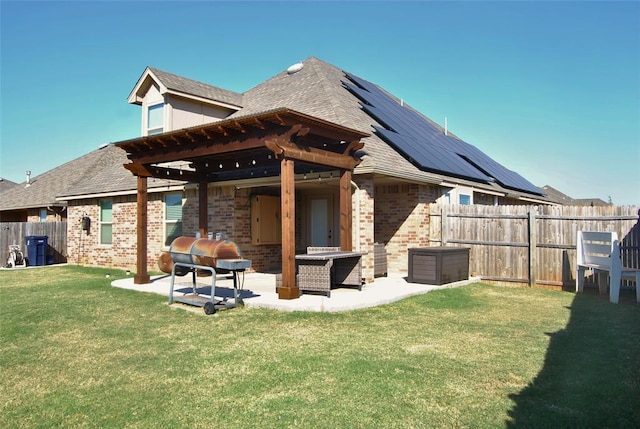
351 180 360 252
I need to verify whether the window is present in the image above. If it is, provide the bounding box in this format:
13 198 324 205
459 194 471 205
147 103 164 135
39 209 47 222
100 199 113 245
164 192 183 246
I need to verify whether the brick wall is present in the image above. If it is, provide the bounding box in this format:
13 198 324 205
183 185 282 273
354 175 375 282
67 194 165 272
374 183 440 274
64 180 442 280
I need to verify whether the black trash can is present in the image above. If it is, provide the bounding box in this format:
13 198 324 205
25 235 48 266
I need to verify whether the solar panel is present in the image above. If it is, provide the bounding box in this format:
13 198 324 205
375 128 490 181
343 72 543 195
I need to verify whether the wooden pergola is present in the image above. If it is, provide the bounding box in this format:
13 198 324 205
116 108 368 299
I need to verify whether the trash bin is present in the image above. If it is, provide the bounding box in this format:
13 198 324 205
25 235 48 266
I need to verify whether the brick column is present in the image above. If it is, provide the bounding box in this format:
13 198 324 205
355 175 375 283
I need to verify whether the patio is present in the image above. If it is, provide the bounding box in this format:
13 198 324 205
111 272 479 313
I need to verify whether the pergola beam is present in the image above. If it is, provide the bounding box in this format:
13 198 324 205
265 138 360 170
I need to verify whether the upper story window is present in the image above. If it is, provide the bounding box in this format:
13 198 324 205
164 192 183 246
147 103 164 135
100 199 113 245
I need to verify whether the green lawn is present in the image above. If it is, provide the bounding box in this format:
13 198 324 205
1 266 638 428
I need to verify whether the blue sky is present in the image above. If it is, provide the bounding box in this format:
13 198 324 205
1 1 639 205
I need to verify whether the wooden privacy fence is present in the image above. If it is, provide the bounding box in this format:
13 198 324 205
428 205 640 289
0 222 67 266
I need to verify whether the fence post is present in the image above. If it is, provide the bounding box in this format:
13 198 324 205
528 208 537 287
441 205 448 246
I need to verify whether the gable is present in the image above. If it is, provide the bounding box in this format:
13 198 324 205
128 67 243 110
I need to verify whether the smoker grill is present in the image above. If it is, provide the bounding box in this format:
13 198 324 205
158 236 252 314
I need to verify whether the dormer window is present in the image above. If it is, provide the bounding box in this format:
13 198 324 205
147 103 164 135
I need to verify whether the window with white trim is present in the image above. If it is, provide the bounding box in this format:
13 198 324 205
99 199 113 244
164 192 183 246
39 208 47 222
147 103 164 135
459 194 471 205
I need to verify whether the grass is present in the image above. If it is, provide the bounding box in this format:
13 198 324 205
1 266 638 428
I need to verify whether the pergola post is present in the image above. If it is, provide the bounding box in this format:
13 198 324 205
134 176 150 284
340 169 353 251
278 157 300 299
198 181 208 238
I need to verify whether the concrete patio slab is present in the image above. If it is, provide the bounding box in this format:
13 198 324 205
111 272 480 313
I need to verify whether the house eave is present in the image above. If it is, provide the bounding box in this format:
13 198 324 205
57 184 187 201
357 164 442 186
518 196 556 205
0 202 66 211
165 89 243 110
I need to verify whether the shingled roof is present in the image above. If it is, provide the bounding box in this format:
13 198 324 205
129 67 243 108
11 57 547 205
0 178 19 194
541 185 611 206
233 57 544 198
231 57 442 182
0 145 180 210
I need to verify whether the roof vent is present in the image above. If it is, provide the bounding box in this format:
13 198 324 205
286 62 304 75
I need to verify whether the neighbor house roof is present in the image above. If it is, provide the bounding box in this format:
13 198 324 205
541 185 611 206
128 67 244 109
0 145 182 210
541 185 574 205
58 144 185 200
0 178 19 194
571 198 611 207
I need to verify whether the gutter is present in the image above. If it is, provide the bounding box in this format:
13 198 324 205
57 184 187 201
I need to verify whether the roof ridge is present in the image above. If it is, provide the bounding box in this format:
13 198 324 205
148 67 226 91
304 58 345 123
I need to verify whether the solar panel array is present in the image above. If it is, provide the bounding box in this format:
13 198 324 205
343 72 543 195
